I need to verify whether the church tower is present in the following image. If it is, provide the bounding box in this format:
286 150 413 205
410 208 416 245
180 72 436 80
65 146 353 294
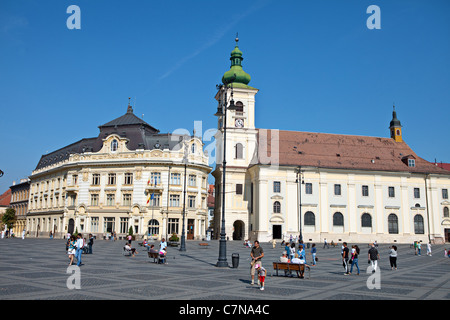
213 36 258 241
389 106 403 142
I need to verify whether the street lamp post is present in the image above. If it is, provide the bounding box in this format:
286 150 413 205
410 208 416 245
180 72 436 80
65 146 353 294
296 167 304 244
215 79 236 268
180 143 188 252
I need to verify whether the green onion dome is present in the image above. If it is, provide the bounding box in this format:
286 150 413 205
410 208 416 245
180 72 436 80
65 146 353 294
222 37 251 86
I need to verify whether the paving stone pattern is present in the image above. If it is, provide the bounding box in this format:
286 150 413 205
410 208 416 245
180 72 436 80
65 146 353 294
0 238 449 300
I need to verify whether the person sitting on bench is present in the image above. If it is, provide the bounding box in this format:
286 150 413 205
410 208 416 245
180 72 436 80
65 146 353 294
124 243 138 257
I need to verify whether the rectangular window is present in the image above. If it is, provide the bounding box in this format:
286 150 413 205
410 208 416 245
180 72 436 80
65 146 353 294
443 189 448 200
69 195 76 206
149 194 160 207
108 173 116 185
388 186 395 198
334 184 341 196
188 195 196 208
236 184 243 195
91 217 99 233
90 194 99 206
273 181 281 193
305 183 313 195
124 173 133 185
92 174 100 185
150 172 161 185
362 185 369 197
414 188 420 199
106 194 115 206
188 174 196 187
169 194 180 207
168 218 179 235
408 159 415 167
120 217 129 234
72 175 78 185
123 193 132 206
170 173 181 185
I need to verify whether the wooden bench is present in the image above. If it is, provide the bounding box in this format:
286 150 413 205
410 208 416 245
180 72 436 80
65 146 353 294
199 243 209 247
148 251 162 263
272 262 310 279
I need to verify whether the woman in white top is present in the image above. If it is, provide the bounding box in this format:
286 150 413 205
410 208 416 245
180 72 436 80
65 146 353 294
389 245 398 270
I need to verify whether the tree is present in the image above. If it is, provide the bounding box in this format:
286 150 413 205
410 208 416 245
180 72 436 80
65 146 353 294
2 208 16 231
128 226 134 236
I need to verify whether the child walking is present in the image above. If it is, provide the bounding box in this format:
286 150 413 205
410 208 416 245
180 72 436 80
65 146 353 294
255 264 266 291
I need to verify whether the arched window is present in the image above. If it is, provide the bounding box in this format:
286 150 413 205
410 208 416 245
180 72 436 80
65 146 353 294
148 219 159 236
388 214 398 234
414 215 424 234
111 139 118 152
273 201 281 214
444 207 449 218
235 143 243 159
304 211 315 226
235 101 244 114
361 213 372 228
333 212 344 226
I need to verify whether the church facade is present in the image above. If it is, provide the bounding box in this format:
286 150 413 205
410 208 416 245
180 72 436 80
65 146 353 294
27 103 211 240
213 39 450 244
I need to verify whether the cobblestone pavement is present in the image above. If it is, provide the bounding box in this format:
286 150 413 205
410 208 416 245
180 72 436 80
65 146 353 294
0 237 449 300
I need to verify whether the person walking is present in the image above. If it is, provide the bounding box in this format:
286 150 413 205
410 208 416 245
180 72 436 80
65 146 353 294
323 238 328 249
389 245 398 270
311 243 317 266
427 242 432 256
417 241 422 256
75 233 84 266
250 240 264 285
368 243 380 273
67 235 76 266
255 264 266 291
342 242 350 275
88 234 94 254
349 245 360 275
22 229 26 240
160 238 167 251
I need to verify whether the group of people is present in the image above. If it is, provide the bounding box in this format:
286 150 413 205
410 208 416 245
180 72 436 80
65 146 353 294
341 242 399 275
66 233 94 266
413 240 433 256
136 237 168 263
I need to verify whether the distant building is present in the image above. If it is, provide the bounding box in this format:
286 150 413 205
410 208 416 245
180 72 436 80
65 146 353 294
9 179 30 235
27 101 211 240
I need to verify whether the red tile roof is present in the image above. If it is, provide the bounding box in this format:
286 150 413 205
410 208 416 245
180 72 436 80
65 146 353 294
436 163 450 171
253 129 450 175
0 189 11 207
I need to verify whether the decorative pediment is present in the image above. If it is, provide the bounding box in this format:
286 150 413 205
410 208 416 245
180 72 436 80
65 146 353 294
270 214 284 223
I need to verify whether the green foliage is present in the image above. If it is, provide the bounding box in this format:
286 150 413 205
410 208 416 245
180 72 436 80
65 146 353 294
128 226 134 236
169 232 179 242
2 208 16 230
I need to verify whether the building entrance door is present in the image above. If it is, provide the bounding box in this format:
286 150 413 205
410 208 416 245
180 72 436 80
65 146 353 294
187 219 195 240
272 225 282 239
445 229 450 242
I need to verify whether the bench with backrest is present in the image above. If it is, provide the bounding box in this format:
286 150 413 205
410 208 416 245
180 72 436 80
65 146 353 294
272 262 310 279
148 251 164 264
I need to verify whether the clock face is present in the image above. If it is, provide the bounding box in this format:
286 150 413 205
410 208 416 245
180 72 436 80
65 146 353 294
235 118 244 128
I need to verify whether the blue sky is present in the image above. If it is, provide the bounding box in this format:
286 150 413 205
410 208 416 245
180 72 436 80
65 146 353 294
0 0 449 192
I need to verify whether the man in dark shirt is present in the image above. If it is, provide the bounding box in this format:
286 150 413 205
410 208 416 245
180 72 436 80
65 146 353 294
342 242 350 275
250 240 264 285
368 243 380 273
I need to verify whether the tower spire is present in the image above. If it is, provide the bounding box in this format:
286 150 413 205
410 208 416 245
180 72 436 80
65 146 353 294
389 105 402 142
127 97 133 114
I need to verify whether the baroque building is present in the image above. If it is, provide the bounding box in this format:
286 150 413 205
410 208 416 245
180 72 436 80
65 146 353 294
27 102 211 240
9 179 30 235
213 39 450 244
